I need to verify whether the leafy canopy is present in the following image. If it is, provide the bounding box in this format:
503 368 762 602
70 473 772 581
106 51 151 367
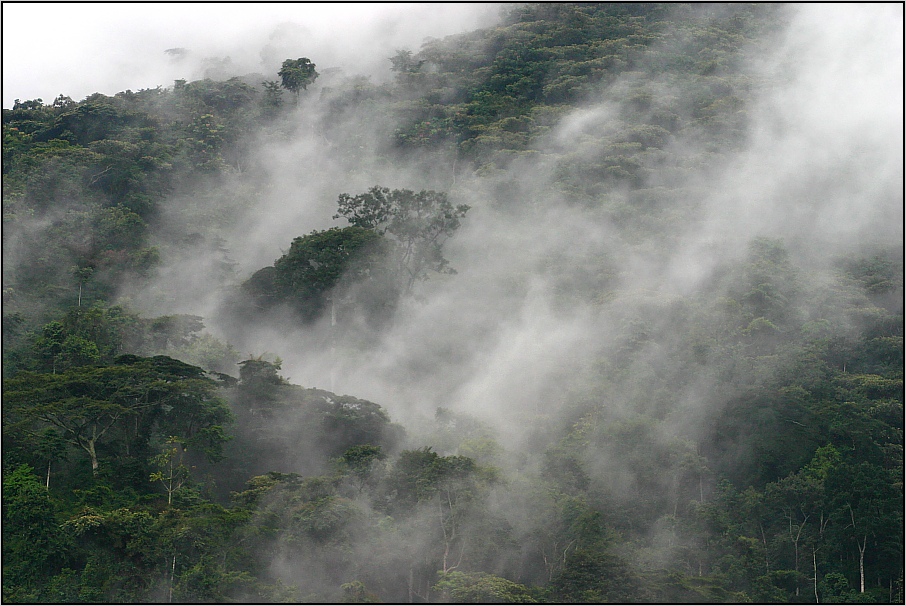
278 57 319 95
334 186 470 292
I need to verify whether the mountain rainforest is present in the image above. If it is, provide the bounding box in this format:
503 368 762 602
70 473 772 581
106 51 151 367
2 3 903 603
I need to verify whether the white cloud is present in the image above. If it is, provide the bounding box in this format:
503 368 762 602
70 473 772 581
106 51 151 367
2 2 501 107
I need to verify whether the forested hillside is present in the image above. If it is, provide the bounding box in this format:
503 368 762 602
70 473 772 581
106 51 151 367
2 3 903 603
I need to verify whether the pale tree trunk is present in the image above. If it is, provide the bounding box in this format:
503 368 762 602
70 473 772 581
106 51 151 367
85 439 99 475
440 496 456 573
849 507 867 593
169 554 176 603
439 490 467 574
75 417 120 476
760 522 770 575
330 297 336 393
812 547 819 604
786 510 809 596
408 566 414 604
541 539 576 583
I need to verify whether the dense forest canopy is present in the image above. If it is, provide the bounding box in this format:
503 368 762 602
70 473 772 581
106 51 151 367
2 3 903 603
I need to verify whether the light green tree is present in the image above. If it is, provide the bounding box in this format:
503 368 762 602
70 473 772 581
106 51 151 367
150 437 191 506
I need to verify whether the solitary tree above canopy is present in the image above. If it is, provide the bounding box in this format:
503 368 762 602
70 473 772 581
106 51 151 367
278 58 319 96
334 186 470 293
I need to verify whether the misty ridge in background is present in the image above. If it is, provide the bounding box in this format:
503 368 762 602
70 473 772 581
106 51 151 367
0 3 505 108
126 2 901 429
2 3 902 603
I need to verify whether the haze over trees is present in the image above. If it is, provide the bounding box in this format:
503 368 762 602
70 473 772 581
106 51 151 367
2 3 902 603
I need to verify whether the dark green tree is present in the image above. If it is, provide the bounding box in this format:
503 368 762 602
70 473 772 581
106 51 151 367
3 355 232 476
550 548 645 603
236 357 286 412
825 458 902 598
389 49 424 75
2 465 69 601
433 571 536 603
278 57 319 98
271 226 389 322
337 444 385 495
261 79 284 117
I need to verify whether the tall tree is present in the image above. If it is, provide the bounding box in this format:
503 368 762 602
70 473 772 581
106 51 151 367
334 186 470 293
278 58 319 98
3 355 232 476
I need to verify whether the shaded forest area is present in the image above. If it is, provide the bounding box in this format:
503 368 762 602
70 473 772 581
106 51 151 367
2 3 903 603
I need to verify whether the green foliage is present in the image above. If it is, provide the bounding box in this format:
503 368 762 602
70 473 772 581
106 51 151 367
334 186 470 293
550 547 646 603
434 570 536 603
338 444 385 472
150 439 191 505
221 366 403 491
240 196 469 326
341 580 380 603
1 4 902 603
278 57 319 95
3 355 232 476
179 77 259 116
269 226 390 322
2 465 69 599
382 447 479 510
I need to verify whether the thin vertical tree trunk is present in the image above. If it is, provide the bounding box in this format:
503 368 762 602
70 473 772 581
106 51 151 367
169 554 176 603
330 297 336 393
408 566 414 604
760 523 770 575
87 439 99 475
813 548 819 604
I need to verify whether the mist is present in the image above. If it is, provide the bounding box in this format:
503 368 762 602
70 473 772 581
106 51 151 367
124 3 901 432
3 3 902 602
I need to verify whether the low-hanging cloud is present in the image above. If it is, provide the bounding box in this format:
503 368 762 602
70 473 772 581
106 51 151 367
2 3 503 107
115 5 902 458
4 3 902 600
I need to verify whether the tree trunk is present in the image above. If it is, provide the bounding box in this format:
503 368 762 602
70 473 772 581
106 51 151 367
86 439 99 475
440 497 453 573
46 460 52 489
169 554 176 603
760 523 770 575
858 535 866 593
330 297 336 393
408 566 414 604
813 547 819 604
794 536 800 596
